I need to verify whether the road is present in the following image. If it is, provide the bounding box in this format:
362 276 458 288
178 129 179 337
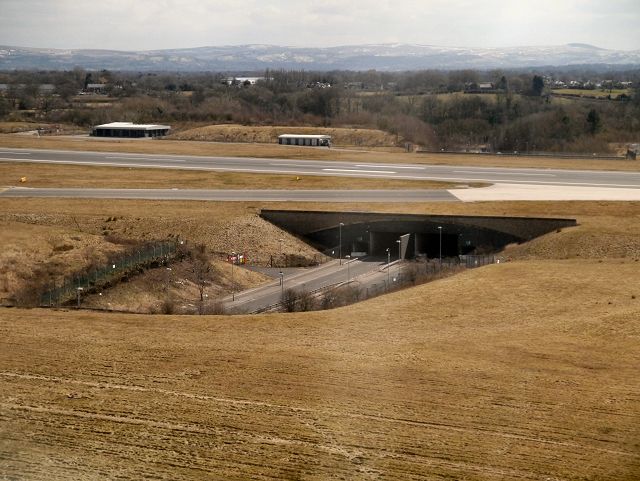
1 147 640 188
224 258 400 313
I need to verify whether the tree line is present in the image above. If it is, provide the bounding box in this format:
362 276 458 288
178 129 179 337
0 67 638 153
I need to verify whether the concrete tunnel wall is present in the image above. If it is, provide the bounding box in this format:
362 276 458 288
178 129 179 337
260 210 577 260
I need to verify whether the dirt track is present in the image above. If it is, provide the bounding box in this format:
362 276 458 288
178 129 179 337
1 260 639 480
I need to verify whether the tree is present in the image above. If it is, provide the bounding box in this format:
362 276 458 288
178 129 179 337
188 244 213 314
281 288 299 312
531 76 545 97
586 109 601 135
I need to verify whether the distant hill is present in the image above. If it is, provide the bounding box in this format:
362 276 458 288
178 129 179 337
1 43 639 71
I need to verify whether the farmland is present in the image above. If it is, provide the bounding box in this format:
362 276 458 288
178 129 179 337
551 88 633 99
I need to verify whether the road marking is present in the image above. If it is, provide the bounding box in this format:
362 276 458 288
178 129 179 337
356 164 425 170
323 168 396 174
453 170 555 177
0 151 31 155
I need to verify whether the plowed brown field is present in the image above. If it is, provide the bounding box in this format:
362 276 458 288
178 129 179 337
1 260 639 480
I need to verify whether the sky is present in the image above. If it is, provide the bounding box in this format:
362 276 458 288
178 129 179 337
1 0 639 51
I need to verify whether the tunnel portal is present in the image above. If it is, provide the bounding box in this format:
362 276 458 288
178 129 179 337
260 210 577 261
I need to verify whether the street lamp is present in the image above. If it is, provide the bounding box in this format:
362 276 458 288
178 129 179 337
345 255 351 283
279 270 284 296
76 287 83 308
386 247 390 289
438 226 443 264
231 252 235 301
396 239 401 262
279 238 283 267
165 267 172 293
339 222 344 265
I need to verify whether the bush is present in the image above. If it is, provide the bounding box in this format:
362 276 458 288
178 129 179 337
160 298 176 314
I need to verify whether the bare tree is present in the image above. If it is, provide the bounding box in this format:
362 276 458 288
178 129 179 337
297 289 315 312
281 288 299 312
187 244 214 315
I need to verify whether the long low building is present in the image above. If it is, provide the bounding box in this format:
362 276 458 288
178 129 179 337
278 134 331 147
91 122 171 138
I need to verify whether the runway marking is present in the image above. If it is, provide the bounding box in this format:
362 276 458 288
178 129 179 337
356 164 425 170
1 158 639 188
106 156 185 162
453 170 555 177
269 162 314 167
323 168 396 174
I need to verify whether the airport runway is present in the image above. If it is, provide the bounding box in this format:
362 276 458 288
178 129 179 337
1 147 640 188
0 187 457 202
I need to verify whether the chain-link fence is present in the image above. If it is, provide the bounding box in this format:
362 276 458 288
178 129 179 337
40 240 180 307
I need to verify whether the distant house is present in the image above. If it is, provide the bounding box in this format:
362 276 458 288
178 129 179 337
223 77 266 86
465 82 494 93
85 83 107 94
307 81 331 89
278 134 331 147
91 122 171 138
39 84 55 94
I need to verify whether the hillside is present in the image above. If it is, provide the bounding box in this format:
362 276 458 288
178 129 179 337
170 124 399 147
1 259 639 479
1 198 639 312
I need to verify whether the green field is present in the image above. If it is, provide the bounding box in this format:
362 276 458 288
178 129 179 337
552 88 633 99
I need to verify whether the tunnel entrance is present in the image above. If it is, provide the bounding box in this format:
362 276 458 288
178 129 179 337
260 210 577 261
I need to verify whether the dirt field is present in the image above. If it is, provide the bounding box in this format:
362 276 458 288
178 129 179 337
1 134 638 172
1 258 639 480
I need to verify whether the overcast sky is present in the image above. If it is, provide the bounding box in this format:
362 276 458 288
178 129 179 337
1 0 638 51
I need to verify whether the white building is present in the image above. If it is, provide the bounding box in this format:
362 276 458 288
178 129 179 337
278 134 331 147
91 122 171 138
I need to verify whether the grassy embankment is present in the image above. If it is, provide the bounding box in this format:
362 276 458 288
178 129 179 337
0 256 638 479
1 198 639 311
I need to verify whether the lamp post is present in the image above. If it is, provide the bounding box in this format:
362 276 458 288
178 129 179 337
339 222 344 265
279 271 284 297
231 252 235 301
396 239 401 262
76 287 83 308
345 255 351 283
165 267 172 293
438 226 443 264
386 248 390 290
279 238 283 267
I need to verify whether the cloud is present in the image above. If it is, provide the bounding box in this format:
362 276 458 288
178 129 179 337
0 0 638 50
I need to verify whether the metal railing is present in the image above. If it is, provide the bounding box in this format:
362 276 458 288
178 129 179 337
40 240 180 307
